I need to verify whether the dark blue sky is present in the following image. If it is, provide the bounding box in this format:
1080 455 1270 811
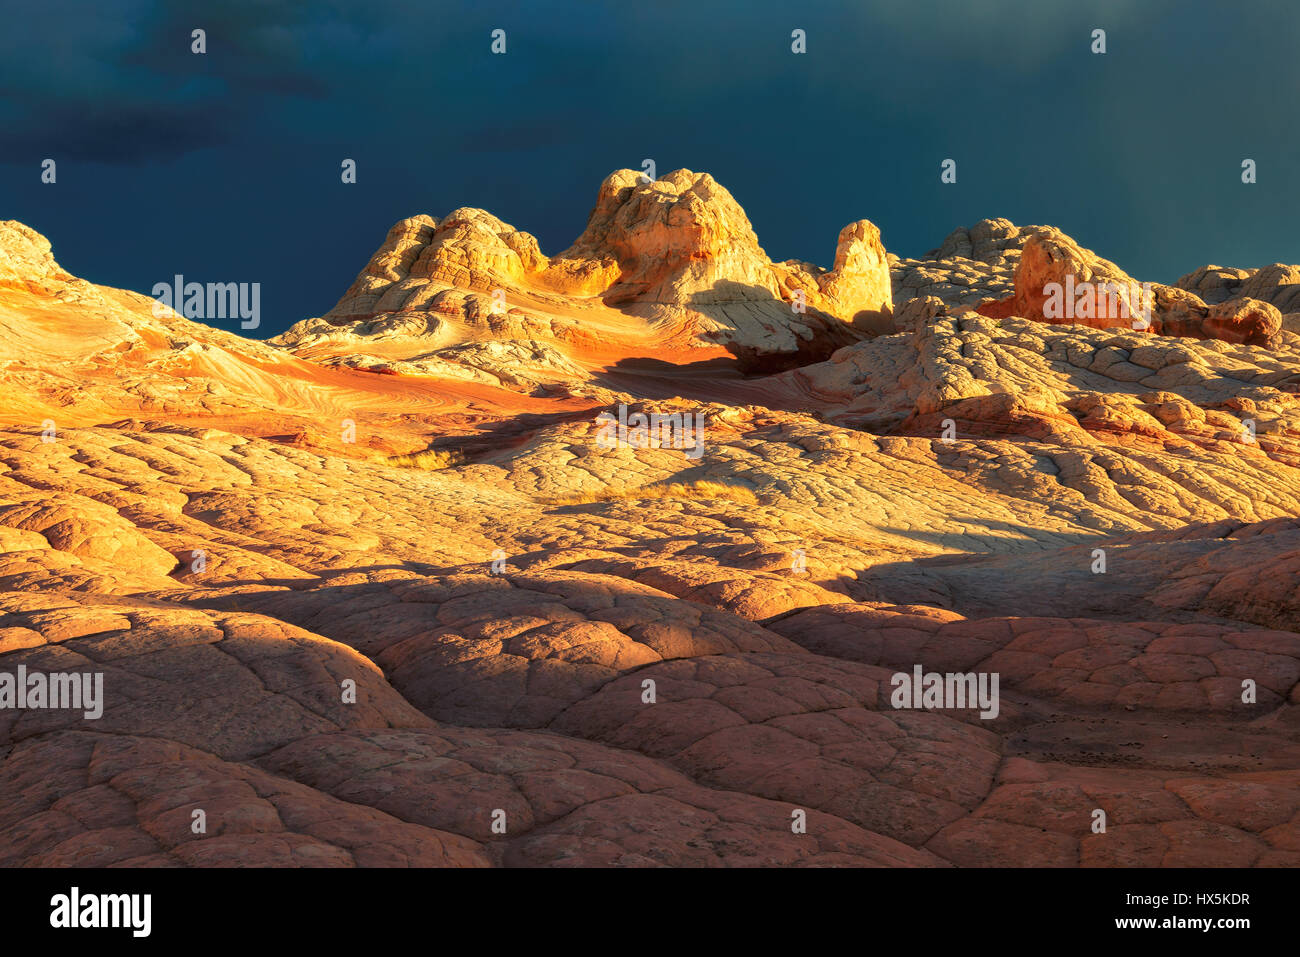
3 0 1297 337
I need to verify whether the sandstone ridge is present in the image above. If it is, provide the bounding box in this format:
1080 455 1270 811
273 169 894 374
1 201 1299 868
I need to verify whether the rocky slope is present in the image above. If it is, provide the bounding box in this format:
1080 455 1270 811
272 169 894 377
0 175 1298 867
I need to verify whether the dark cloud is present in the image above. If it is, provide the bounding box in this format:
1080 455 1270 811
0 0 1297 336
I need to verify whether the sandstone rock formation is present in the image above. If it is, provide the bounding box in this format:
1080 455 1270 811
1 192 1298 868
892 218 1296 350
890 218 1024 308
274 170 893 375
1000 230 1283 345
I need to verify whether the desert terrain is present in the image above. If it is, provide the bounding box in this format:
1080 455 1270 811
1 169 1297 867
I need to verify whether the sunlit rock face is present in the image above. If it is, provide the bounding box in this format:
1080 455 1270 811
0 195 1298 868
273 169 893 375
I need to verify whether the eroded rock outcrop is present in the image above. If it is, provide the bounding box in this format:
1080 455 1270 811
1002 230 1283 345
275 169 893 374
2 208 1299 868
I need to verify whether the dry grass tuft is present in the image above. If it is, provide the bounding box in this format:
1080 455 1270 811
542 480 758 506
384 448 466 470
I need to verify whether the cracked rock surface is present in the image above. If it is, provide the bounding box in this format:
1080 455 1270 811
1 183 1298 866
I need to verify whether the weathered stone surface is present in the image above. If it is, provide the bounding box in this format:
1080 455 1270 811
274 169 892 375
1178 262 1300 314
1 198 1297 868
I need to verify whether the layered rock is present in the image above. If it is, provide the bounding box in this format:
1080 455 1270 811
889 218 1049 308
1178 262 1300 337
1002 230 1282 345
1010 230 1151 328
1178 262 1300 313
893 219 1293 349
0 221 72 287
274 169 894 375
2 210 1299 869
